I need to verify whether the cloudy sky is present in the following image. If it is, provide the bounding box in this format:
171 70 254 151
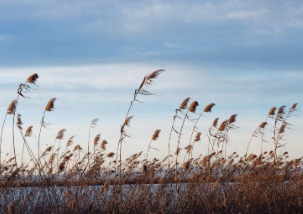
0 0 302 162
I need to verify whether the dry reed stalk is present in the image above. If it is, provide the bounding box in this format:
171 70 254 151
146 129 161 162
224 114 237 157
6 100 19 167
168 109 179 168
88 118 98 171
116 70 163 184
1 74 38 177
38 98 56 167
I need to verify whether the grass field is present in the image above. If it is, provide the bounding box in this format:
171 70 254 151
0 72 302 213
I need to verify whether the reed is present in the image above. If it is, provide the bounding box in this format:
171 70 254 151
0 71 301 214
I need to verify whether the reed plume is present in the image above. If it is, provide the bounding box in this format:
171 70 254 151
16 114 22 129
194 132 202 142
146 129 161 162
94 134 101 146
101 140 108 150
107 152 115 158
204 103 216 112
179 98 190 110
66 135 75 147
143 69 164 86
152 129 161 141
123 116 134 127
279 124 286 134
218 120 228 131
25 126 33 137
45 98 56 112
189 101 199 113
212 118 219 128
259 122 268 128
7 100 17 115
292 103 298 109
27 73 39 84
268 107 277 116
229 114 237 124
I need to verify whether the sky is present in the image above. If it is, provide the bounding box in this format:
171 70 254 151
0 0 303 164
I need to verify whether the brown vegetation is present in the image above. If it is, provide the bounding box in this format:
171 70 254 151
0 72 301 213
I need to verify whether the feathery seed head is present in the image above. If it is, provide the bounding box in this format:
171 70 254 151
291 103 298 109
107 152 115 158
27 73 39 84
45 146 52 152
259 122 268 128
268 107 277 116
16 114 22 129
73 145 82 152
179 97 190 110
101 139 108 150
189 101 199 113
123 116 134 127
194 132 202 142
152 129 161 141
25 126 33 138
204 103 216 112
48 154 56 163
7 100 17 115
277 105 286 115
145 69 164 85
218 120 228 131
56 129 66 140
229 114 237 124
212 118 219 128
94 134 101 146
279 124 286 134
66 135 75 147
45 98 56 111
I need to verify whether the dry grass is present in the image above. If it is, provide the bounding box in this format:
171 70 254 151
0 71 301 214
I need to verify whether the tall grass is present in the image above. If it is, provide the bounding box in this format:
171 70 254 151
0 71 302 213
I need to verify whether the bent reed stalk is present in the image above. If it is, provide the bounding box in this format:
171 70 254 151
0 72 302 213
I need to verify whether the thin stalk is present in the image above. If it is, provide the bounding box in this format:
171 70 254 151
12 112 17 166
168 109 178 168
175 109 189 181
0 114 8 174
